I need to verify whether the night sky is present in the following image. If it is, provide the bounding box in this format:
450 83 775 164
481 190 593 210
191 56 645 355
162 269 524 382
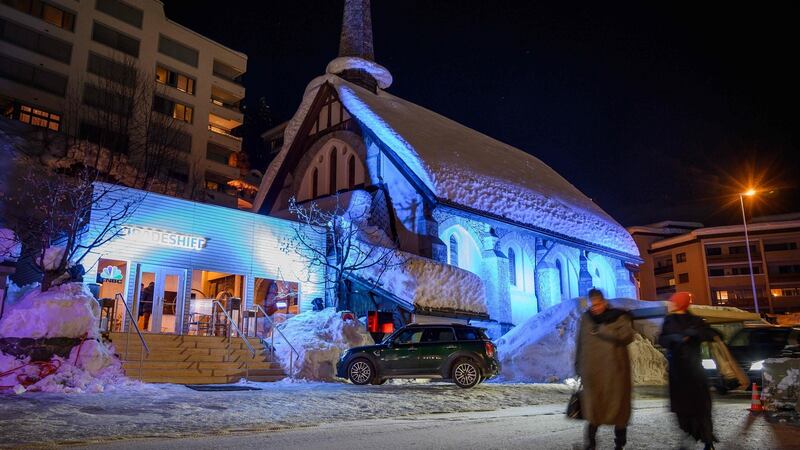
163 1 799 227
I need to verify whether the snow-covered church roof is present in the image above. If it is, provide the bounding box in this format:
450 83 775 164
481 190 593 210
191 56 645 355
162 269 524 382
328 77 639 258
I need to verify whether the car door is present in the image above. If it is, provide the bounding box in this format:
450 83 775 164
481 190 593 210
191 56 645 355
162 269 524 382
381 328 424 375
418 327 457 374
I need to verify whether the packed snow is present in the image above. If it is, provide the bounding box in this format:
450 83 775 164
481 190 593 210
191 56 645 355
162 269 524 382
326 56 393 89
496 298 667 384
0 282 132 394
37 245 67 272
0 282 100 339
273 307 373 380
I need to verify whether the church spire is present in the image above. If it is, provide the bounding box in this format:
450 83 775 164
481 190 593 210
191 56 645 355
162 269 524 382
327 0 392 91
338 0 375 61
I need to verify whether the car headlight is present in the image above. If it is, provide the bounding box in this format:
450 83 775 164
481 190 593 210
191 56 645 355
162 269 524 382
702 359 717 370
749 360 764 371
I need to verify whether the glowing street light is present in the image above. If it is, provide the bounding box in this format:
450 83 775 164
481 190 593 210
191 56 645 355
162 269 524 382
738 189 760 314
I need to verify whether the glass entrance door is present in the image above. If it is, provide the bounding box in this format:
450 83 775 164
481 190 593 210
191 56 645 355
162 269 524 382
136 265 186 334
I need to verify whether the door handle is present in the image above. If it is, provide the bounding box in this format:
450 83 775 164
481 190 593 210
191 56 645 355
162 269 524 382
408 347 417 351
444 345 458 349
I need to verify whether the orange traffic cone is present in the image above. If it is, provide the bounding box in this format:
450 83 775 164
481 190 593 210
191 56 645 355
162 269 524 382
749 383 763 412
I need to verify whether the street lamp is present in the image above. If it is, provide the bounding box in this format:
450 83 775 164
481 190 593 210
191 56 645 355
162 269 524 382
739 189 760 314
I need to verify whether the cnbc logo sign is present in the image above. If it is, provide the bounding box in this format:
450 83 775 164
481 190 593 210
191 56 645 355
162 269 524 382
119 225 208 251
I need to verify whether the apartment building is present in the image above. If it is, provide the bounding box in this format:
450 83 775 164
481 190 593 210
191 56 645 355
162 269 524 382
629 214 800 313
0 0 249 208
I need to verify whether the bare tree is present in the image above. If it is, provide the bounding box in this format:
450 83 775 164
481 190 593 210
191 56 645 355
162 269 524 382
4 157 140 291
280 194 406 311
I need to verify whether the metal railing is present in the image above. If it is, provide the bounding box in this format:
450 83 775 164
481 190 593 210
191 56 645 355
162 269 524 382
249 304 300 378
210 301 256 380
114 293 149 380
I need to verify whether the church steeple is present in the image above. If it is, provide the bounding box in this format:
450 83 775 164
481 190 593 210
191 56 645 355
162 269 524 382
327 0 392 92
339 0 374 61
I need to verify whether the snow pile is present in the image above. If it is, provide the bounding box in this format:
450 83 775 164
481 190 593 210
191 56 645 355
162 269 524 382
326 56 393 89
37 245 67 271
0 283 100 339
273 307 373 380
360 254 487 315
496 298 667 385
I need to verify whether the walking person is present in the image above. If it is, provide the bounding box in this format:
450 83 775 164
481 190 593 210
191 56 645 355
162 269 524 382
575 288 635 450
659 292 718 450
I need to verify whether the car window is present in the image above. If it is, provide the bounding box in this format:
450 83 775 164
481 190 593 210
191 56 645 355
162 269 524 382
394 329 423 345
751 329 790 345
456 328 479 341
422 328 456 343
729 330 750 347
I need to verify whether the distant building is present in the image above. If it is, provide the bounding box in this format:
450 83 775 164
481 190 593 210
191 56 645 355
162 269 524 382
629 214 800 312
0 0 248 208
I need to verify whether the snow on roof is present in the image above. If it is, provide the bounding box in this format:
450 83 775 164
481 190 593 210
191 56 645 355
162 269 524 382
254 75 639 258
330 77 639 257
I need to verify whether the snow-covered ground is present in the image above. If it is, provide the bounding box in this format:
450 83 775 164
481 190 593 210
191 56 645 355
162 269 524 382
0 381 574 447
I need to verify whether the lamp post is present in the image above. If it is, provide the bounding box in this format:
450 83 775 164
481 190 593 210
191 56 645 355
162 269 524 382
739 189 760 314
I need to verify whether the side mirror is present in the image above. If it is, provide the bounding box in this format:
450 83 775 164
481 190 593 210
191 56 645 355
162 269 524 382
385 340 393 348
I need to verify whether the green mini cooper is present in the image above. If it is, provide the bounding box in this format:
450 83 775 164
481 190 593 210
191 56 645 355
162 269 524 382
336 323 500 388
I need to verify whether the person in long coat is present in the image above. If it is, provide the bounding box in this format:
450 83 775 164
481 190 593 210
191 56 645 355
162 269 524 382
575 288 635 450
658 291 718 450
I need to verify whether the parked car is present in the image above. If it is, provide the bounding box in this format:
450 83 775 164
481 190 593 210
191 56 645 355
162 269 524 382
702 326 800 391
336 323 500 388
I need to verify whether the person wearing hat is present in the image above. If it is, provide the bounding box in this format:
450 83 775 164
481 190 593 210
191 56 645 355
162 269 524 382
575 288 634 450
659 292 719 450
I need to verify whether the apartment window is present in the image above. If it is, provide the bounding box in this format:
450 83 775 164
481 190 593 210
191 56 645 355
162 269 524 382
0 17 72 63
158 34 198 67
730 266 761 276
705 247 722 256
778 265 800 274
155 65 195 95
168 161 189 183
79 121 129 154
675 252 687 263
95 0 143 28
708 268 725 277
729 245 757 255
2 0 75 31
715 290 729 304
152 95 193 123
5 102 60 130
92 21 139 57
83 83 132 115
149 122 192 153
772 288 800 297
87 52 136 87
678 273 689 283
0 54 67 96
764 242 798 252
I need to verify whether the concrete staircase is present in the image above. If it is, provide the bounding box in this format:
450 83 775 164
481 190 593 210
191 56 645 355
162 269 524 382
108 332 286 384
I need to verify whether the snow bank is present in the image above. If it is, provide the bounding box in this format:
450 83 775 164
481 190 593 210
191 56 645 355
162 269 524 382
496 298 667 384
38 245 67 272
0 283 100 339
274 308 373 380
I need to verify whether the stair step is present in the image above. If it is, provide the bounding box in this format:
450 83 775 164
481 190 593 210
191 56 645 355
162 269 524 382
109 338 264 351
123 367 286 378
109 332 262 344
119 353 273 363
115 346 267 357
122 360 282 370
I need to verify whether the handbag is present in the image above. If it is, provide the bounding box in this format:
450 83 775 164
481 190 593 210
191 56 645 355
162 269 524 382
566 385 583 420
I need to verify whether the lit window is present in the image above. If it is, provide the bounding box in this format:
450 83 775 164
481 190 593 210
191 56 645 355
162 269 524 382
41 4 64 28
156 66 168 84
668 278 676 286
449 235 459 266
155 65 195 95
771 288 782 297
172 103 193 123
11 102 61 131
508 248 517 286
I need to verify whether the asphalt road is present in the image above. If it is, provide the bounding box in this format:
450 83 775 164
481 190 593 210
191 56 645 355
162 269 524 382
73 396 800 450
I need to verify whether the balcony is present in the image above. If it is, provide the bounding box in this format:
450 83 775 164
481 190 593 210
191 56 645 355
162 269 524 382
212 60 245 98
205 158 239 180
210 98 243 122
706 253 762 264
654 265 674 276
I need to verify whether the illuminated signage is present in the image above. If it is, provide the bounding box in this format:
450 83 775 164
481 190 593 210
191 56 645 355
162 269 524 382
98 265 124 284
120 225 208 250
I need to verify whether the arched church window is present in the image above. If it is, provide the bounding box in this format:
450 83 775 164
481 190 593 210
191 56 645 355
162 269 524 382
508 248 517 286
556 259 564 297
329 147 337 194
311 168 319 198
449 235 458 266
347 155 356 188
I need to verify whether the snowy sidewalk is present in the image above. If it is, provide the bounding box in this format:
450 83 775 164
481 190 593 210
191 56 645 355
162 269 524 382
0 381 575 447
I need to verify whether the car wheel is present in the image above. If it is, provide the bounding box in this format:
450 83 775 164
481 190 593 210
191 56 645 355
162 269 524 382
452 358 480 389
348 358 374 385
371 377 387 385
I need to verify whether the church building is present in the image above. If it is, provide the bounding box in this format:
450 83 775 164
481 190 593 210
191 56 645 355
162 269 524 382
254 0 641 334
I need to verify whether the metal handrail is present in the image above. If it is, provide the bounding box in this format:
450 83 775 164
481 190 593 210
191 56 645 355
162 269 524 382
249 304 300 378
210 301 256 381
114 293 149 380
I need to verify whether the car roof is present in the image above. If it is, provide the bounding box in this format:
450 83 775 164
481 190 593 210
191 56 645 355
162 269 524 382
404 323 476 328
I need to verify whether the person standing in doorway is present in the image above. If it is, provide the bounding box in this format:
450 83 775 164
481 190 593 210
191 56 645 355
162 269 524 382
659 291 718 450
138 282 154 330
575 288 635 450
